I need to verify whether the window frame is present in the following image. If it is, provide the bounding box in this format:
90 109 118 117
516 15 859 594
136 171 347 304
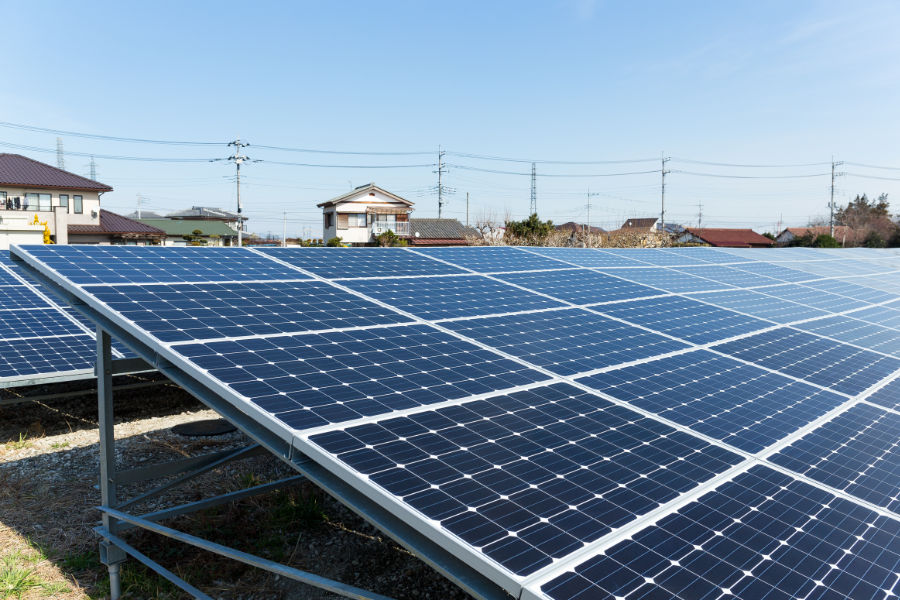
73 195 83 214
59 194 69 212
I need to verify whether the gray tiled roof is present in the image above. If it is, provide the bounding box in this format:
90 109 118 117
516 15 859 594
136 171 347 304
408 218 476 240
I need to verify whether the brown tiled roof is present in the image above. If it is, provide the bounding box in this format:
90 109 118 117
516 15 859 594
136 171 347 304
0 154 112 192
620 217 658 229
780 226 854 240
556 221 605 234
408 237 470 246
69 210 165 236
684 227 774 247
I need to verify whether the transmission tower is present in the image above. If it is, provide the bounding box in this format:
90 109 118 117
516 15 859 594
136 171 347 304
56 138 65 170
697 200 703 230
529 162 537 216
829 157 845 237
434 146 448 218
89 156 97 181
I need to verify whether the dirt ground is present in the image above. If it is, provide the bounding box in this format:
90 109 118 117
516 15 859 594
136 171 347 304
0 377 475 599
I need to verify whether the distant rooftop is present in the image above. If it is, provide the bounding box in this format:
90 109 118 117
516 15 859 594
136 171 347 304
69 210 165 236
0 153 112 192
167 206 246 221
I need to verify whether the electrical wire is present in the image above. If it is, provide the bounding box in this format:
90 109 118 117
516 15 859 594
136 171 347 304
446 151 659 165
260 160 434 169
0 140 216 163
844 161 900 171
672 169 830 179
450 164 662 178
845 172 900 181
0 121 222 146
670 157 831 168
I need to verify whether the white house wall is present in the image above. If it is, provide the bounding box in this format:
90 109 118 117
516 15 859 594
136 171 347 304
0 187 102 235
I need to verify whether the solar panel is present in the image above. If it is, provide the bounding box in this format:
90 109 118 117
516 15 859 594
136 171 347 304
770 403 900 512
257 247 466 278
598 296 772 344
0 334 98 379
84 280 412 343
442 309 688 376
0 284 58 309
713 328 900 396
495 270 661 306
540 465 900 600
342 275 565 320
309 383 741 576
12 243 900 600
578 350 846 453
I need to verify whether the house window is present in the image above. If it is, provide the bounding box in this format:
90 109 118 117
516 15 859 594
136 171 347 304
74 195 83 214
59 195 69 212
348 213 366 227
0 192 5 209
325 212 333 228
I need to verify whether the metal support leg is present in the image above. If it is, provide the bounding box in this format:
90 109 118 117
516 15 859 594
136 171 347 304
97 328 126 599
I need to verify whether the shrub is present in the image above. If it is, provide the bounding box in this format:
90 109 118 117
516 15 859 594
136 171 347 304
325 237 343 247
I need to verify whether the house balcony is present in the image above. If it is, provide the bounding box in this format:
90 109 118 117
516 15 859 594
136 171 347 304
371 221 409 236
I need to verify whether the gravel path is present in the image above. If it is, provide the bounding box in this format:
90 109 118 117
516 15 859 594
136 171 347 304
0 380 477 600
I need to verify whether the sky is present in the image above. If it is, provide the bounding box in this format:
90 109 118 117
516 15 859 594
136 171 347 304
1 0 899 237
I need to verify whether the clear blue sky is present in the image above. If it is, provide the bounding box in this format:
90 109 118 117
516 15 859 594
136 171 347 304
2 0 899 236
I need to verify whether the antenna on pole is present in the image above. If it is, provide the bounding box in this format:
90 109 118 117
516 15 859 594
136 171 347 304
830 156 845 238
227 139 251 246
434 146 448 218
660 152 670 233
529 162 537 216
56 138 65 170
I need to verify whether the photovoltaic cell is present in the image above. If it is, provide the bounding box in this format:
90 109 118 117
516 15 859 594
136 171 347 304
541 465 900 600
729 261 819 283
442 308 688 376
846 305 900 330
0 307 87 340
793 315 900 357
257 247 466 278
756 284 869 313
601 249 710 266
772 404 900 513
0 285 55 309
672 265 782 288
174 324 549 430
0 268 26 286
523 247 648 267
0 334 98 378
598 296 771 344
595 268 735 293
17 245 306 285
495 269 661 306
578 350 845 453
342 275 564 320
411 247 567 273
713 329 900 396
691 290 829 324
867 377 900 411
310 383 741 576
801 279 898 305
85 280 411 343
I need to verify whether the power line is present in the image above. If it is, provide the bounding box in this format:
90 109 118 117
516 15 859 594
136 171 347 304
0 120 222 146
845 172 900 181
670 157 831 168
261 160 433 169
672 169 830 179
449 164 662 177
445 151 659 165
844 161 900 171
0 140 215 163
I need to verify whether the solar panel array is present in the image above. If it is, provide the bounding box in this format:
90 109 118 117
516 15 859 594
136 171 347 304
12 244 900 600
0 253 133 386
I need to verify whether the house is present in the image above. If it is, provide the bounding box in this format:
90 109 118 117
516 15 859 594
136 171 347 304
678 227 774 248
318 183 413 245
68 210 166 245
166 206 246 233
0 153 111 244
407 218 475 246
776 226 856 247
620 217 660 231
135 217 238 246
555 221 606 235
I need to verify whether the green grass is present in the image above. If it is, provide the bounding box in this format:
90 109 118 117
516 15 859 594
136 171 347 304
60 551 96 572
6 434 30 451
48 441 69 450
90 562 180 600
0 548 70 599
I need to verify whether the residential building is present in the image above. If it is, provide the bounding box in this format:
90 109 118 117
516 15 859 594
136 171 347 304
318 183 413 245
620 217 660 231
776 226 856 247
0 153 111 243
678 227 774 248
135 218 238 246
407 218 475 246
68 210 166 245
555 221 606 235
166 206 246 234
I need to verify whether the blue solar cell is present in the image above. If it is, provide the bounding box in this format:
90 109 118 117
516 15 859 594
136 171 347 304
310 383 740 576
0 307 86 340
595 267 735 293
442 309 688 376
691 289 829 324
0 267 25 286
542 465 900 600
257 247 466 278
794 316 900 357
85 280 411 343
713 329 900 396
771 404 900 513
342 275 564 320
174 324 549 430
411 247 567 272
672 265 782 288
600 249 710 266
523 247 648 267
867 377 900 411
729 261 819 283
802 279 898 305
844 305 900 330
672 247 753 264
579 350 845 453
495 270 661 306
0 285 55 309
16 245 305 284
0 334 97 378
598 296 771 344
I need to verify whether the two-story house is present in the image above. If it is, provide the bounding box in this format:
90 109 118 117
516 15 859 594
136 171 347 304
0 153 110 244
318 183 413 245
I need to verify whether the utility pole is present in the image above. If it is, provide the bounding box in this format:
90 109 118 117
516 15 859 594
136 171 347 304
227 139 251 246
136 193 143 219
697 200 703 230
466 192 470 227
660 153 670 233
282 211 287 247
56 138 65 170
830 157 844 237
434 146 448 218
529 162 537 216
586 189 601 247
